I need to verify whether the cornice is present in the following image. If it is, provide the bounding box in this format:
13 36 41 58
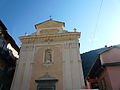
19 32 81 43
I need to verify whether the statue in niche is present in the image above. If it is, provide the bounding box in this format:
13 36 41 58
44 49 52 64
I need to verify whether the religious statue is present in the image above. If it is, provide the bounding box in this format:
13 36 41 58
44 49 52 64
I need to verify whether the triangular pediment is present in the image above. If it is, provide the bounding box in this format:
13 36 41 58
35 20 65 29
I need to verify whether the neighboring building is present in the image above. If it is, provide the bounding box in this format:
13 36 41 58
0 20 20 90
10 20 85 90
81 45 120 90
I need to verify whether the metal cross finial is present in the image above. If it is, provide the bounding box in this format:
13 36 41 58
49 16 52 20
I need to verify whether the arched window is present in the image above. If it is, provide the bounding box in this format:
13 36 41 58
44 49 52 64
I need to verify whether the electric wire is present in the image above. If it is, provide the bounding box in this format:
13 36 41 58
91 0 104 49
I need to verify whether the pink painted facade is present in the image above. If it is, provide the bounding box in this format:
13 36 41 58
98 47 120 90
85 47 120 90
100 48 120 64
98 67 113 90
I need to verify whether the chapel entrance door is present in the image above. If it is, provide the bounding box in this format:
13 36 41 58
35 73 58 90
38 87 55 90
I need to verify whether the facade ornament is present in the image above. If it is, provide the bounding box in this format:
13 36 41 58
24 32 28 36
73 28 77 32
45 49 52 63
49 16 52 20
43 48 53 68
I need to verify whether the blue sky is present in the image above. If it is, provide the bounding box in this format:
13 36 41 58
0 0 120 53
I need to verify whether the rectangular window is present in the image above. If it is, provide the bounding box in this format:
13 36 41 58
99 78 107 90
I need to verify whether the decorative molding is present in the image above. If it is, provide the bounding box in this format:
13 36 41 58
64 42 70 48
37 27 63 31
19 32 80 43
69 43 78 48
64 42 78 49
21 46 34 51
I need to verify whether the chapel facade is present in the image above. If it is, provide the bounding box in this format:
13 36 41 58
10 20 85 90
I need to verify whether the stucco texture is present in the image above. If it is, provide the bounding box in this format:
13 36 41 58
29 45 63 90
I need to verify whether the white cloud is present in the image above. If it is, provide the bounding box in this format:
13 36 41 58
94 37 99 41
